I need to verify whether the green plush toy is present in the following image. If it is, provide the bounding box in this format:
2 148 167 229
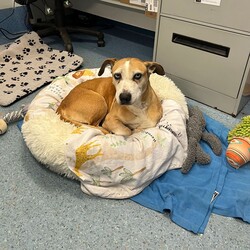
226 115 250 168
227 116 250 142
181 106 222 174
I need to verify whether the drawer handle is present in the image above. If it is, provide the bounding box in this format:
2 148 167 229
172 33 230 57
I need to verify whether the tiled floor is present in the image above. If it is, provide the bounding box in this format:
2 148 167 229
1 7 249 249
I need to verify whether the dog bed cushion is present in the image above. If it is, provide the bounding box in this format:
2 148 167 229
22 68 188 199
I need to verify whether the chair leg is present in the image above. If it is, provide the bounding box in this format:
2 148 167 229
58 27 73 52
67 26 105 47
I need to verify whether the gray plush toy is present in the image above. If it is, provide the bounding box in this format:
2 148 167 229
181 106 222 174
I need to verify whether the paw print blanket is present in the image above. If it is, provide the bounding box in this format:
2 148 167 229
0 31 83 106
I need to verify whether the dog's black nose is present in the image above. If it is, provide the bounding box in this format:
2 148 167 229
119 92 131 105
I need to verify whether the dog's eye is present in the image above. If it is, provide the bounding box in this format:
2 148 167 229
114 73 121 80
133 73 142 80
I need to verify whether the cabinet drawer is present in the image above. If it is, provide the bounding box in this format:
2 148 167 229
161 0 250 33
155 17 250 98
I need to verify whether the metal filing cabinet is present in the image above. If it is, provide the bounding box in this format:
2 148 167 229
154 0 250 116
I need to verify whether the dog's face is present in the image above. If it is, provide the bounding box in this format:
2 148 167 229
98 58 165 106
112 58 150 106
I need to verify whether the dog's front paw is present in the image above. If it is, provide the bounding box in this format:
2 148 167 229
102 117 132 136
132 128 143 134
113 127 132 136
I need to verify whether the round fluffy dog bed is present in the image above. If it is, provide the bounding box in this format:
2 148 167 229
22 68 188 199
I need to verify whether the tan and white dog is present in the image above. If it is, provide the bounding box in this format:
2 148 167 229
57 57 165 136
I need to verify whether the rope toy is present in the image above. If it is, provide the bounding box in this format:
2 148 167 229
0 104 29 135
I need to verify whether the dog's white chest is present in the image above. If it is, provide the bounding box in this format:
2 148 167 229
127 105 155 129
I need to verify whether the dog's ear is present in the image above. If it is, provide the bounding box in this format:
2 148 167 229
98 58 117 76
144 62 165 76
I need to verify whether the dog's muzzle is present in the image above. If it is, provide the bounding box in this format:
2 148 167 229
119 92 132 105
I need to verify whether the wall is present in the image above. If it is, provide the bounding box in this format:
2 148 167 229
0 1 20 10
70 0 156 31
0 1 28 35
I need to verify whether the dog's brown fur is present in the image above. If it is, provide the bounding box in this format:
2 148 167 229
57 58 165 136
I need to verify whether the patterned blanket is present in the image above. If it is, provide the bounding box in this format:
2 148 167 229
0 31 83 106
66 99 187 198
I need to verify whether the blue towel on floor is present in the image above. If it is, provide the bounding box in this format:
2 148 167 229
131 115 250 234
